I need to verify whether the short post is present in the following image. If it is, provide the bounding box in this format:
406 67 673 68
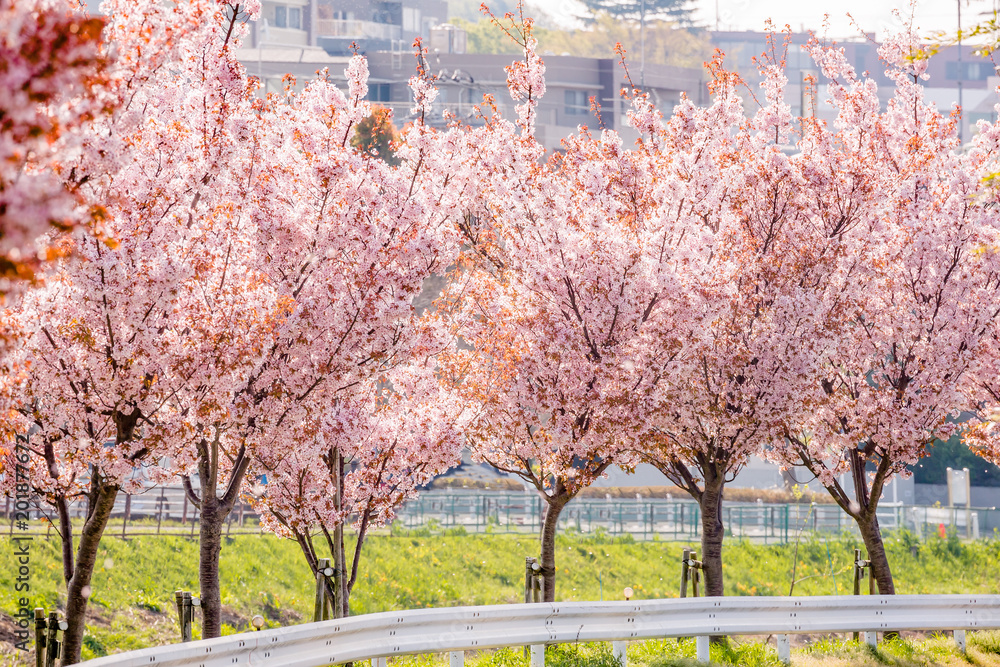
156 489 164 535
34 608 45 667
524 557 542 603
852 548 872 641
191 593 201 638
524 557 535 604
44 612 59 667
524 557 542 658
613 640 627 667
776 634 790 665
690 551 701 598
862 631 877 647
955 629 967 653
530 643 545 667
679 548 690 598
372 658 387 667
450 650 465 667
121 494 131 539
175 590 185 641
314 558 333 622
182 591 193 642
696 635 710 663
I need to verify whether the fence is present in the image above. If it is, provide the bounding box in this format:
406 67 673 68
79 594 1000 667
3 486 260 538
4 488 997 542
395 491 995 542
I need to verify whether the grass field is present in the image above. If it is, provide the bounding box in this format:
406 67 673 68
1 526 999 664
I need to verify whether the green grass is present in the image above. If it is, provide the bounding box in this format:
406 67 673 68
1 528 999 663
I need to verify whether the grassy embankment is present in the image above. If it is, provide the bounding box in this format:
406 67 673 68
0 526 998 664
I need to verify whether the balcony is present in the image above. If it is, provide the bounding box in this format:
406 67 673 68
316 19 401 41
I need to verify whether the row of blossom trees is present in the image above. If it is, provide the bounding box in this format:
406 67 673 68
2 0 1000 662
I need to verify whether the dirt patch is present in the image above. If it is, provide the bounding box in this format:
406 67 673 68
0 613 33 666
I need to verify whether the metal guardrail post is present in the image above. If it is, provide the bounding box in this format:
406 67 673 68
695 635 709 662
450 650 465 667
530 643 544 667
612 641 626 667
955 629 967 652
776 634 790 664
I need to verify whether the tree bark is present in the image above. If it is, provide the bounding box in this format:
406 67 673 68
61 480 118 665
808 448 896 596
539 494 569 602
855 511 895 594
333 450 347 619
198 496 226 638
55 495 74 585
192 436 251 639
698 471 726 597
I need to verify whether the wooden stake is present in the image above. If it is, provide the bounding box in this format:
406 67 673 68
691 551 700 598
34 608 45 667
182 591 193 642
43 612 58 667
121 494 131 539
175 590 185 641
314 558 331 623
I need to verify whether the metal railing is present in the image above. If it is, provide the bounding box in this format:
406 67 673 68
5 488 995 542
395 492 992 542
80 594 1000 666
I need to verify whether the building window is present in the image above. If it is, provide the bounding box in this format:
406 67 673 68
403 7 421 32
565 90 592 116
274 5 302 29
946 61 993 81
368 83 391 102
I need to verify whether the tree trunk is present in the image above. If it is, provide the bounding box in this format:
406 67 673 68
55 495 74 585
848 449 895 595
856 511 895 594
61 482 118 665
333 450 347 618
198 496 226 638
539 495 569 603
193 437 251 639
698 472 726 597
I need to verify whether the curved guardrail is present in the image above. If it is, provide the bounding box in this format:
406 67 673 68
81 595 1000 667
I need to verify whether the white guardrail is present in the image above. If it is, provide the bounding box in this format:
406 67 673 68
82 595 1000 667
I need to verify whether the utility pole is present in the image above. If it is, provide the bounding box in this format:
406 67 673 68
640 0 646 87
957 0 964 145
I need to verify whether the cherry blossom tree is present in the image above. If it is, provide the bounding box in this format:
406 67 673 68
253 363 465 618
770 33 1000 595
0 0 108 301
636 48 839 598
155 37 468 636
0 0 273 658
441 25 686 602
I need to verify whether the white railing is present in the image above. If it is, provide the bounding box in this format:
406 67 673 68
81 595 999 667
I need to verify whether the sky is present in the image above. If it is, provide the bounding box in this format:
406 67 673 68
535 0 1000 39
